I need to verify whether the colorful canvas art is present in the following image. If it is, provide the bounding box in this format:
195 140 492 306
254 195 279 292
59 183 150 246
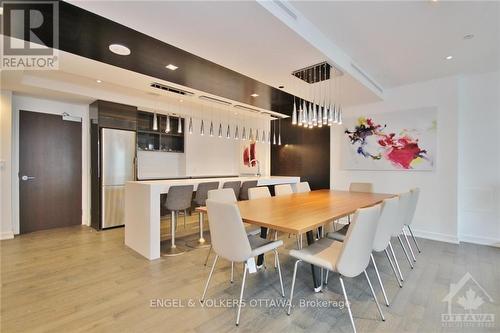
239 140 259 174
342 108 437 171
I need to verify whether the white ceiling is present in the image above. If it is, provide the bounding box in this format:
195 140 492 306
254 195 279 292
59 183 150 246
68 0 380 106
1 50 284 120
291 0 500 88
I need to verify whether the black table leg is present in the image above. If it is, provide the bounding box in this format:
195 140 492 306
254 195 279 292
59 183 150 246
306 230 322 292
256 227 268 267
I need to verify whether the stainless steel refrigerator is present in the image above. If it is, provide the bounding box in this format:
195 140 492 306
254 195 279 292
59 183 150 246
101 128 136 229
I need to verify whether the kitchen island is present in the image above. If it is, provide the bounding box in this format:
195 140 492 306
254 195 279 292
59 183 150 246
124 176 300 260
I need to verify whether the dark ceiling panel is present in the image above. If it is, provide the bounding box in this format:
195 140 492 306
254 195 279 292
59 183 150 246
3 0 296 112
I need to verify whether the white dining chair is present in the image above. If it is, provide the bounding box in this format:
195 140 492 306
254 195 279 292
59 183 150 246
203 188 259 279
404 188 421 257
287 204 385 333
327 196 404 306
394 191 415 270
248 186 271 199
349 182 374 193
295 181 311 193
275 184 293 196
207 188 237 202
201 200 285 326
336 182 374 230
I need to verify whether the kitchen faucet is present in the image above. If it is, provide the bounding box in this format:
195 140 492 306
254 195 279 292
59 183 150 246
249 159 261 177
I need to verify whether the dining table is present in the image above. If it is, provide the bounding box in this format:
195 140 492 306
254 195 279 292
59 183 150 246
196 189 396 291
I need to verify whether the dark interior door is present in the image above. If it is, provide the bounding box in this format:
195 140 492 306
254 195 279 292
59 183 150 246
19 111 82 234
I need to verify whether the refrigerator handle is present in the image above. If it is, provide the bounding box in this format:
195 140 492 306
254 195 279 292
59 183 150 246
133 156 137 181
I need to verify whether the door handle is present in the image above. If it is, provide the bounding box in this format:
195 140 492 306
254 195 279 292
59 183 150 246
21 175 35 181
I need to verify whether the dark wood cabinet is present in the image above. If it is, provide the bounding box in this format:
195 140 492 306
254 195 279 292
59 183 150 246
137 111 185 153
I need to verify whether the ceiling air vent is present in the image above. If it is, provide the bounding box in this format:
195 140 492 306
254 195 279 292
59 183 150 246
273 0 298 20
350 63 384 94
198 95 232 106
150 82 194 96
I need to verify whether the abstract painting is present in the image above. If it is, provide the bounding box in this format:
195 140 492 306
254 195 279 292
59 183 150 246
342 108 437 171
239 140 259 174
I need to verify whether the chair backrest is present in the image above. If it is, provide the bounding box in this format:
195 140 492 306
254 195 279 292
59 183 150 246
223 181 241 199
372 197 400 252
406 188 420 226
275 184 293 196
393 191 412 236
248 187 271 200
349 182 373 193
336 204 381 277
296 182 311 193
206 200 252 262
207 188 237 203
194 182 220 206
166 185 194 211
239 180 258 200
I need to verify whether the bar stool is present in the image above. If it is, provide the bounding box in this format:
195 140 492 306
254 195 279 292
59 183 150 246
239 180 258 200
163 185 194 256
223 181 241 199
186 182 219 249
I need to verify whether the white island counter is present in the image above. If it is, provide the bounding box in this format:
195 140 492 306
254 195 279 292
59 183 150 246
124 176 300 260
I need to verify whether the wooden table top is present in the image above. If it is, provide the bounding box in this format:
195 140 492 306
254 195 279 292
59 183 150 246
196 189 396 234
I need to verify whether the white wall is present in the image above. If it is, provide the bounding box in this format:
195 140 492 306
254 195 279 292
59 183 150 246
331 72 500 246
458 72 500 246
331 76 460 243
0 91 14 239
10 95 91 234
2 93 271 236
185 117 270 177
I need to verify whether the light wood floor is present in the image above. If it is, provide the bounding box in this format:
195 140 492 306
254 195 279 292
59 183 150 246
1 221 499 333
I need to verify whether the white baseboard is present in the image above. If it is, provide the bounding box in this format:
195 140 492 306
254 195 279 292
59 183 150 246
410 228 459 244
0 231 15 240
459 234 500 248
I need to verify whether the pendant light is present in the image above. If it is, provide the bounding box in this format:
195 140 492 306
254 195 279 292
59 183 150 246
256 129 259 142
242 126 246 140
210 121 214 137
262 129 266 142
165 115 171 133
272 119 276 145
188 117 193 134
226 124 231 139
249 128 253 141
218 123 222 138
292 96 297 125
153 112 158 131
234 125 239 140
278 118 282 145
200 119 205 136
177 117 182 134
338 105 343 125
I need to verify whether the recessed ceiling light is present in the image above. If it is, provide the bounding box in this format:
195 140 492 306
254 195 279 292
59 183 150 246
278 85 285 89
445 55 453 60
96 79 102 83
463 34 474 40
166 64 178 71
109 44 131 56
251 93 259 97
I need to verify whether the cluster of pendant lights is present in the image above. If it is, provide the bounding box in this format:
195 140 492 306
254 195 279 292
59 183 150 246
291 62 343 128
152 104 282 145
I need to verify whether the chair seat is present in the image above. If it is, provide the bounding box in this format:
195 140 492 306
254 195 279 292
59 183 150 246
289 238 343 271
248 235 283 257
327 225 349 242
